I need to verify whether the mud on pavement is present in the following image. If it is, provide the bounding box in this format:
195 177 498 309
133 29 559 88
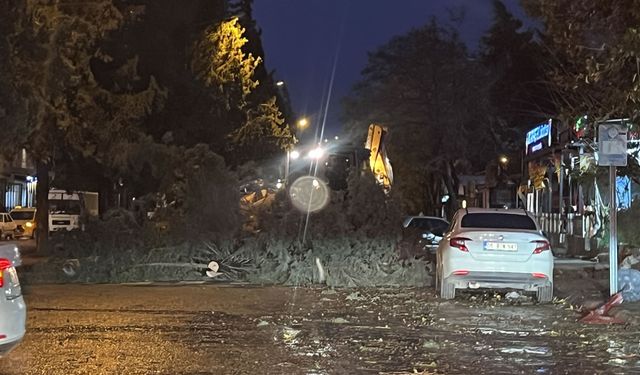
1 284 640 374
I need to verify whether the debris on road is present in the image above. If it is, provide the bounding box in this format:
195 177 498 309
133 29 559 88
282 327 301 344
346 291 366 301
620 252 640 270
62 259 80 277
505 291 521 300
580 293 624 324
206 260 222 278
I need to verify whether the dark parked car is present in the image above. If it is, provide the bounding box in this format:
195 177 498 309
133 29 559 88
400 216 449 260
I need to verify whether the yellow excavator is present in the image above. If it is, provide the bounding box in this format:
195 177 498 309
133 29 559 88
365 124 393 189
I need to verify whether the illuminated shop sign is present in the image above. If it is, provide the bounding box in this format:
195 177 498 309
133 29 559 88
526 119 553 155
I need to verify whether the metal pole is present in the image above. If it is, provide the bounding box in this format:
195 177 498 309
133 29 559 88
609 166 618 296
559 154 564 218
285 150 290 182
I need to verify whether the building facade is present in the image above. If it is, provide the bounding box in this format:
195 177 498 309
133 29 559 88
0 149 36 211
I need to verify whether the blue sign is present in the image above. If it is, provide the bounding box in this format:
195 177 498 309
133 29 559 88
617 176 631 210
526 120 552 155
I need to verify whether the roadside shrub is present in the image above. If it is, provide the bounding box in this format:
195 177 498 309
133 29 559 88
244 235 431 287
242 170 428 287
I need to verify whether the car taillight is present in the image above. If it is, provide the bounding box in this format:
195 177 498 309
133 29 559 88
450 237 471 252
0 258 21 300
452 270 470 276
532 272 547 279
0 259 11 288
531 240 551 254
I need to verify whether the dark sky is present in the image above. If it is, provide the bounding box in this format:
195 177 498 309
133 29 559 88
254 0 528 139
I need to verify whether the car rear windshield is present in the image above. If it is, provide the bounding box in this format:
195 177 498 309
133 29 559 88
461 213 537 230
10 211 35 220
408 218 449 233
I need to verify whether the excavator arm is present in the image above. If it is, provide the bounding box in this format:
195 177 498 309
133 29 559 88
365 124 393 189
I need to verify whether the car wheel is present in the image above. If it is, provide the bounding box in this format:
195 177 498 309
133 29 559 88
536 284 553 303
440 279 455 300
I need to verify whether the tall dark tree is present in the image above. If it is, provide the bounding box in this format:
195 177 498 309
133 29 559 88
3 0 164 252
102 0 226 150
481 0 555 153
343 21 494 215
229 0 294 122
192 16 294 166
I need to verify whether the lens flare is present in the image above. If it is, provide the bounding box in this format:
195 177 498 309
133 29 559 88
288 176 330 213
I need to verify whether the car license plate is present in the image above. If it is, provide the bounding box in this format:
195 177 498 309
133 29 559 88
484 242 517 251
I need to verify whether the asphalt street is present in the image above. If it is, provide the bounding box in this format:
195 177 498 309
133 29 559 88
1 283 639 374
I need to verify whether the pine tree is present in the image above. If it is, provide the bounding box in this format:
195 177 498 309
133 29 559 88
481 0 555 152
4 0 163 252
194 17 294 166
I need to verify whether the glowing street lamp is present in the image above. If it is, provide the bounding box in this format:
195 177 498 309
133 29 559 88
276 80 285 87
297 118 309 129
499 155 509 165
308 147 324 159
290 150 300 160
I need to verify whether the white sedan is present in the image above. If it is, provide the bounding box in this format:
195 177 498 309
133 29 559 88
436 208 553 302
0 245 26 356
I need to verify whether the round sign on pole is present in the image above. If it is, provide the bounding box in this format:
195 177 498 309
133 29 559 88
598 123 628 167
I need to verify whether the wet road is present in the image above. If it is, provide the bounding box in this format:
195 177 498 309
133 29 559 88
1 284 639 374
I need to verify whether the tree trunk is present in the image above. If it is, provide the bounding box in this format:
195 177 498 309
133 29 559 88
443 164 459 220
35 161 50 255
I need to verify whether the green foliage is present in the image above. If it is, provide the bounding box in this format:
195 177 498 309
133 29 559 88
229 96 296 164
193 16 294 166
346 171 403 238
7 1 159 162
193 17 260 110
523 0 640 123
260 171 403 240
172 144 241 239
244 237 431 287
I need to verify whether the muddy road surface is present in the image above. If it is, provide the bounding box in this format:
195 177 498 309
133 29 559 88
1 284 639 374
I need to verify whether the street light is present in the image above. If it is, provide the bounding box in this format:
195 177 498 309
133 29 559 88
308 147 324 159
290 150 300 160
297 118 309 129
276 81 285 87
499 155 509 164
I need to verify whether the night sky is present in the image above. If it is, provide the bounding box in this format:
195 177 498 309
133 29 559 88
254 0 528 138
